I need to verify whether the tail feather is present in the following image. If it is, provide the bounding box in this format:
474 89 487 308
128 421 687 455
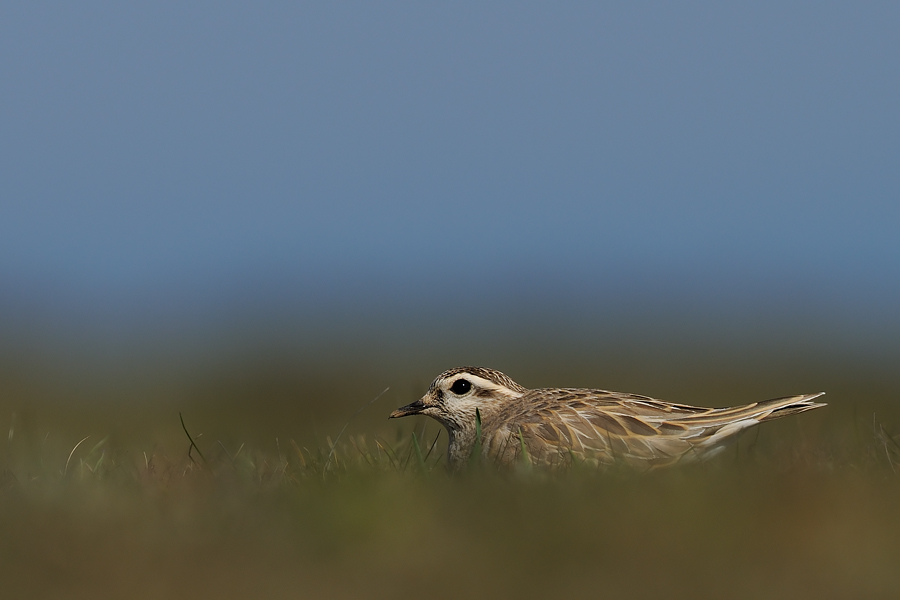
665 392 826 426
682 392 825 453
755 392 827 422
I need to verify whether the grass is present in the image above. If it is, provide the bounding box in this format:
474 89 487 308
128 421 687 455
2 344 900 599
2 400 900 600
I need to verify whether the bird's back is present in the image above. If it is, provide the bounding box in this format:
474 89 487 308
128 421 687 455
483 388 826 468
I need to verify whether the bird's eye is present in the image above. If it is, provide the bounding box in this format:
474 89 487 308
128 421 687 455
450 379 472 395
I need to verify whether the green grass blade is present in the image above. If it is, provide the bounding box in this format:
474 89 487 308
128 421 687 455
412 432 426 471
518 427 532 472
468 408 483 469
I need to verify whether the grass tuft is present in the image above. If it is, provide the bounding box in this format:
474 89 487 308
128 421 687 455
2 401 900 599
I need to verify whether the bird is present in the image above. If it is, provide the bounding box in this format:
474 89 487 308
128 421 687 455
389 366 826 470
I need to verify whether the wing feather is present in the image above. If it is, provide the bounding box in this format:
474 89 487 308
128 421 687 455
488 388 825 468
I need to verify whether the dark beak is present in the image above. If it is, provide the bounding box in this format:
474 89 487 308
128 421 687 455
389 398 426 419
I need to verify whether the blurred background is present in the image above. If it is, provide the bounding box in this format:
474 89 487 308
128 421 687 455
2 2 898 434
2 3 900 598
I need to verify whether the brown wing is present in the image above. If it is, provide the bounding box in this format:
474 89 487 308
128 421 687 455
485 388 826 468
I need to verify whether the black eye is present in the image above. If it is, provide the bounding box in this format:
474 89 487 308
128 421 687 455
450 379 472 395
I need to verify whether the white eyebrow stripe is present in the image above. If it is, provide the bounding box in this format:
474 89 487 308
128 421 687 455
446 374 506 391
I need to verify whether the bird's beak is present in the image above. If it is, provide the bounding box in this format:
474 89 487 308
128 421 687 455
389 398 427 419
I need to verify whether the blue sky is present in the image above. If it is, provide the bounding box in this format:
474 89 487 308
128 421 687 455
1 2 898 341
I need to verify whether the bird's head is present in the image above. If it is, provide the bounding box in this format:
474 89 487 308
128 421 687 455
389 366 527 431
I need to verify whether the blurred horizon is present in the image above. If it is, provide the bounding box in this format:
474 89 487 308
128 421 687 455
1 2 898 404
